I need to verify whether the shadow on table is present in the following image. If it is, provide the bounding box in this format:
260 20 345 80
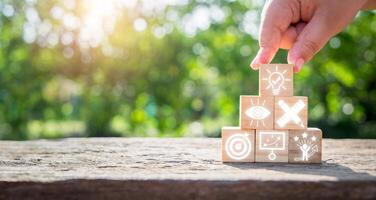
223 159 375 181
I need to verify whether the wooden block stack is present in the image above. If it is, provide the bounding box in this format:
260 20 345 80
221 64 322 164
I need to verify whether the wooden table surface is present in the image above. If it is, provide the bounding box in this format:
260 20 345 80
0 138 375 200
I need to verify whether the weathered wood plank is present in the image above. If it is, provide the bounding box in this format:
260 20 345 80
0 138 375 200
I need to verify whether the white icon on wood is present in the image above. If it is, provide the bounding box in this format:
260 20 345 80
293 132 318 161
259 131 286 160
225 133 252 160
262 65 291 95
245 98 271 127
277 99 305 128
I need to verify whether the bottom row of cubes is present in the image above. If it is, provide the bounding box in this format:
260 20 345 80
221 127 322 163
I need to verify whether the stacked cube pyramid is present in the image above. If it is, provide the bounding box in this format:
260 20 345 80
221 64 322 163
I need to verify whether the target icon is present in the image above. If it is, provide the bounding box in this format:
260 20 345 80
225 133 252 160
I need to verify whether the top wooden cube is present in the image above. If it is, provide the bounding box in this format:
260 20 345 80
259 64 293 97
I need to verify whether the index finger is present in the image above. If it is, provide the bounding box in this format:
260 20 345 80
251 0 298 69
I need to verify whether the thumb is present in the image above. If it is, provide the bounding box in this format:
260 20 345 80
287 15 335 72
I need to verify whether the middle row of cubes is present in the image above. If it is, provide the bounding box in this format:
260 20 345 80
240 95 308 130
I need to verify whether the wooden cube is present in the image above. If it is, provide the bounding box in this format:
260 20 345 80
288 128 322 163
274 96 308 130
255 130 288 162
221 127 255 162
259 64 293 97
240 95 274 130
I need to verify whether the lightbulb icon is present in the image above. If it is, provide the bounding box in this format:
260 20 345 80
262 65 291 95
268 72 284 95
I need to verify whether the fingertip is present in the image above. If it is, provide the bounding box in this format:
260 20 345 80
250 64 259 70
250 48 264 70
293 58 305 73
251 47 277 69
250 57 260 70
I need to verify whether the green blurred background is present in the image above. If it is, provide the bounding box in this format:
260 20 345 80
0 0 375 140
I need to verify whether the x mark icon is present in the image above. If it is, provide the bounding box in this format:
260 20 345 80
277 100 305 128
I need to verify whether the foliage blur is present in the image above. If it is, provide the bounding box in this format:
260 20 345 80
0 0 375 140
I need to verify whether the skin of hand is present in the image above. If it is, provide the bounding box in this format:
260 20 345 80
363 0 376 9
250 0 370 72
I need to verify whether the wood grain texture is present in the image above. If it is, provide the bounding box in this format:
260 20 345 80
255 130 289 162
0 138 375 200
289 128 322 163
239 95 274 130
274 96 308 130
259 64 293 97
221 127 255 162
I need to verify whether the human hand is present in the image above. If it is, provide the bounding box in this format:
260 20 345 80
250 0 369 72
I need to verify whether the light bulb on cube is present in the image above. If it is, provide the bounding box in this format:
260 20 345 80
268 72 284 95
261 65 291 96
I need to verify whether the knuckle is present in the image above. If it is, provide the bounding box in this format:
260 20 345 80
259 36 272 48
302 39 321 54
